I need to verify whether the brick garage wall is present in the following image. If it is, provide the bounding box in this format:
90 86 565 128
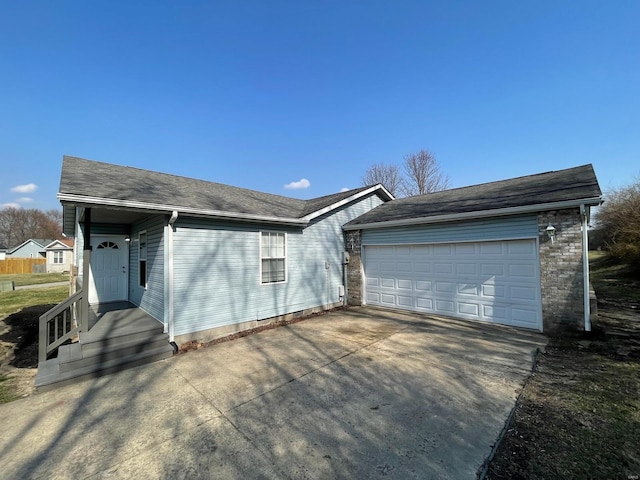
538 208 585 332
344 230 362 305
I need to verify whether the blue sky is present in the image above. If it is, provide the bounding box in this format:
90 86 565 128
1 1 638 210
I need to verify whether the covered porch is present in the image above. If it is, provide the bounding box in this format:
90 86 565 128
36 301 174 390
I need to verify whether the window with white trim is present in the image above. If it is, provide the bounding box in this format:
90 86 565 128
261 232 286 284
53 251 64 264
139 232 147 288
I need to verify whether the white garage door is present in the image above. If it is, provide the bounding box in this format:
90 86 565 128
363 239 542 330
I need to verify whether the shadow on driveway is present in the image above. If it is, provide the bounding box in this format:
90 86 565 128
0 306 547 479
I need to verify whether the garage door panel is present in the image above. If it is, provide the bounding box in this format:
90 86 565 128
414 263 432 273
458 284 479 295
510 308 539 328
434 245 452 255
381 294 396 305
483 304 507 320
508 240 536 255
480 243 504 255
458 302 480 316
397 262 413 273
435 282 455 293
481 264 505 276
416 297 433 310
380 262 396 273
455 244 476 255
482 284 505 298
398 296 414 307
412 245 432 256
509 264 536 278
435 299 455 313
434 263 453 274
364 239 541 330
367 291 381 303
456 263 477 275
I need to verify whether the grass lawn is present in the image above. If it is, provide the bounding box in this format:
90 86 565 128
0 286 68 320
589 251 640 304
0 272 68 287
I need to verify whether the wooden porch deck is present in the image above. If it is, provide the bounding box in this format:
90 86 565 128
36 302 174 390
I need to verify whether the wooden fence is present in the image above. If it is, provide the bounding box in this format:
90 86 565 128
0 258 47 274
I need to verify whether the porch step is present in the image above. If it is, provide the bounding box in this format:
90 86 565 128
35 302 175 391
35 344 174 391
57 335 172 373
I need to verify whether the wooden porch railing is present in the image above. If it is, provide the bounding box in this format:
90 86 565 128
38 290 83 363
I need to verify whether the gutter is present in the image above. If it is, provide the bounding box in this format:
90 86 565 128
343 196 603 230
57 193 309 227
580 204 591 332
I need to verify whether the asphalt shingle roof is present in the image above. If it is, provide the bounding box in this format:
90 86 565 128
59 156 381 220
346 164 602 227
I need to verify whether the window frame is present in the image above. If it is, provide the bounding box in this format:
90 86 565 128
53 251 64 264
259 231 287 285
138 231 147 289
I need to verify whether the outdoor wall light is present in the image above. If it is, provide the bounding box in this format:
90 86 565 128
124 235 131 242
546 224 556 244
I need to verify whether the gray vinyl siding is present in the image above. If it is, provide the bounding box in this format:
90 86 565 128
173 193 385 337
129 215 165 322
362 215 539 246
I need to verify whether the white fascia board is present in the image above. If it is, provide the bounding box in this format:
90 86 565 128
43 239 67 249
343 196 603 230
302 185 394 223
57 193 308 226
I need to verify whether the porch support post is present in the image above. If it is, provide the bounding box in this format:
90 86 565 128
80 208 92 332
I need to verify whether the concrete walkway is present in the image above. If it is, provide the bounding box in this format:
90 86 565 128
0 307 547 479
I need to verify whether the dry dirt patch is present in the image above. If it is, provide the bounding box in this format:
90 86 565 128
484 307 640 479
0 304 55 399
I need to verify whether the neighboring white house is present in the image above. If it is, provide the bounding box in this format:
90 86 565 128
44 239 74 273
0 244 7 261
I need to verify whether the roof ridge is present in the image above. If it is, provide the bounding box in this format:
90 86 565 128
401 164 596 199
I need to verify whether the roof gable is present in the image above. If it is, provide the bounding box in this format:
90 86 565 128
45 239 74 250
8 238 54 254
346 164 602 229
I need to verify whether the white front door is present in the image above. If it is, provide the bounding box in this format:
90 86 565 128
89 235 129 304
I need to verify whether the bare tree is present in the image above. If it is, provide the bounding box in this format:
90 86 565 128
593 176 640 270
402 150 450 196
361 163 403 197
0 207 63 248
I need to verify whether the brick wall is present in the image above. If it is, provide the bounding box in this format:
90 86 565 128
344 230 362 305
538 208 586 332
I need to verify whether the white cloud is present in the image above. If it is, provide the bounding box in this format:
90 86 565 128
11 183 38 194
340 187 350 192
16 197 34 203
284 178 311 190
1 203 22 209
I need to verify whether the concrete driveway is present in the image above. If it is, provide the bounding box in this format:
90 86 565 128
0 307 546 479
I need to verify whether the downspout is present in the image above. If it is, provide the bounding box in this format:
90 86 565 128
580 204 591 332
167 211 178 342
